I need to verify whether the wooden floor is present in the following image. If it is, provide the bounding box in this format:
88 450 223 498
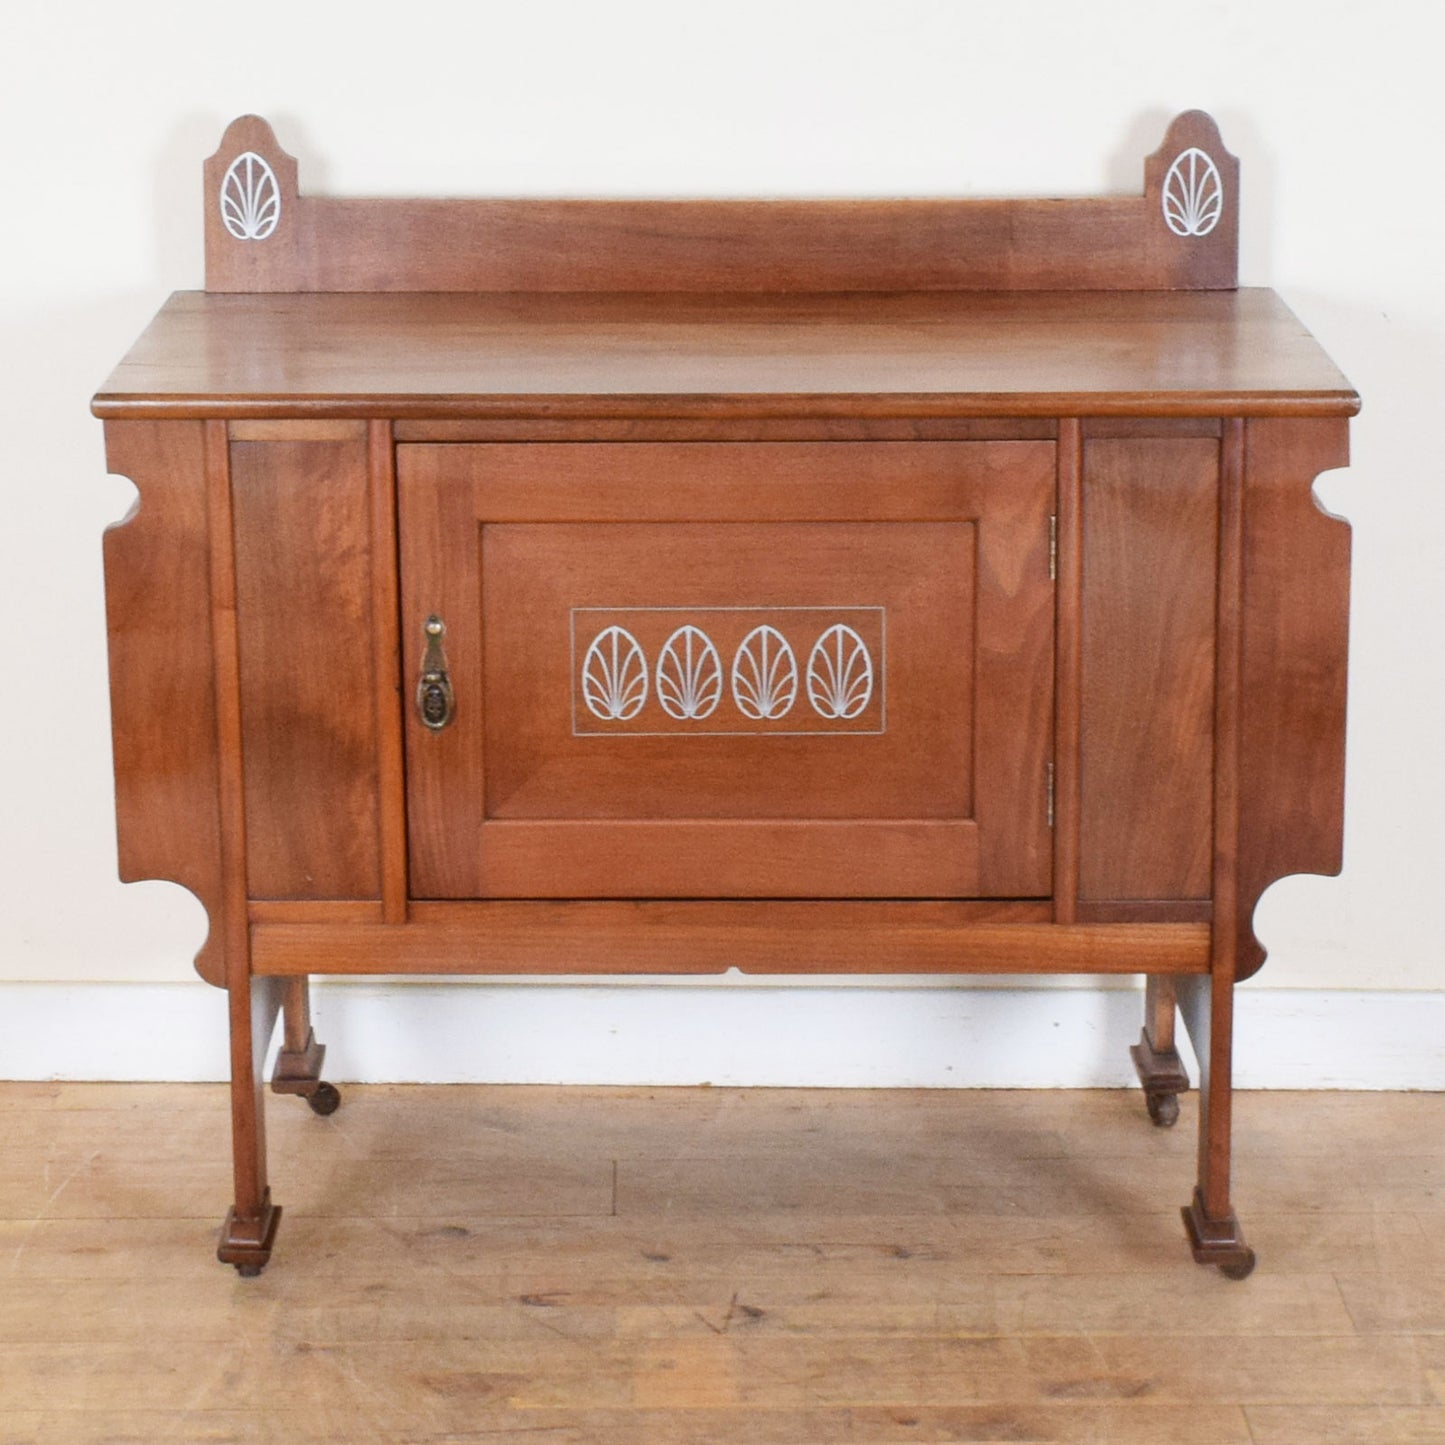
1 1083 1443 1443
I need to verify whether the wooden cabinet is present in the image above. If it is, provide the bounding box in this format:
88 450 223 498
93 113 1357 1278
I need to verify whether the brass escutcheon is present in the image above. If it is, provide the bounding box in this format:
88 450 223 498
416 615 455 731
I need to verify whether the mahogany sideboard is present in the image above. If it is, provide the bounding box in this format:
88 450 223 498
92 113 1356 1277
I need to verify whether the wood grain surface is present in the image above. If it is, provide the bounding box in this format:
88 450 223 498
201 111 1238 296
399 440 1053 900
1235 417 1352 980
230 437 381 900
248 905 1209 976
93 110 1359 1298
1079 436 1219 903
0 1082 1440 1443
100 421 225 985
92 289 1358 421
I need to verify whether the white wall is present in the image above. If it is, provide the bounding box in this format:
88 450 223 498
0 0 1439 1083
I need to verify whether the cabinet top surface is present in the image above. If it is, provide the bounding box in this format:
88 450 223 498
93 288 1358 421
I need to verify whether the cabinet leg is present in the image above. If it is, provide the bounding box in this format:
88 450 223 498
1176 971 1255 1280
271 976 342 1116
1173 413 1254 1281
219 1195 281 1278
218 974 285 1276
1130 975 1189 1127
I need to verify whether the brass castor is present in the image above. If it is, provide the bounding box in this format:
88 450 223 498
1146 1091 1180 1128
1219 1249 1257 1281
307 1081 342 1116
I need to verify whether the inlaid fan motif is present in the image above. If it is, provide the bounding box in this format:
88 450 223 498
219 151 282 241
571 608 885 736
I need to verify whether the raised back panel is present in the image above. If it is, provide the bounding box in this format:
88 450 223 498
204 113 1238 294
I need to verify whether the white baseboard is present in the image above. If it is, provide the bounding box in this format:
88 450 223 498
0 979 1440 1089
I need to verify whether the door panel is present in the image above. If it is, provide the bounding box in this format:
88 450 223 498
482 523 970 821
399 442 1054 899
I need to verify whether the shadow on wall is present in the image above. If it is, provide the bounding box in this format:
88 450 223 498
301 977 1163 1089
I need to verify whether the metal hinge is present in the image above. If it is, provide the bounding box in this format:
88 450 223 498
1049 515 1058 581
1046 762 1055 828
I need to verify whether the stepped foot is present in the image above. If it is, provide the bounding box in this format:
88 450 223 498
1130 1028 1189 1128
218 1195 281 1277
272 1026 339 1114
1182 1189 1255 1281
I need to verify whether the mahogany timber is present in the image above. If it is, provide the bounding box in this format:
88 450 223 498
203 417 281 1273
230 435 381 900
1184 417 1253 1277
1080 436 1218 903
1235 418 1351 980
248 903 1211 977
202 111 1237 295
90 112 1357 1277
367 420 409 924
393 418 1061 442
397 440 1054 900
1131 975 1191 1127
100 420 224 985
271 976 325 1094
93 289 1357 423
1051 419 1083 926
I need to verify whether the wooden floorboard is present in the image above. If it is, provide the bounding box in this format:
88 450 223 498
0 1083 1443 1442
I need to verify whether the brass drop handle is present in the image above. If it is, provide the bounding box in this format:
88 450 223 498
416 615 455 731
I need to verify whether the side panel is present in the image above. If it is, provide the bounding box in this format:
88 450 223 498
1236 417 1351 978
101 420 225 984
1079 437 1219 903
230 434 381 899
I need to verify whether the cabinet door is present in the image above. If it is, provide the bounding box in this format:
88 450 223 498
398 442 1054 899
